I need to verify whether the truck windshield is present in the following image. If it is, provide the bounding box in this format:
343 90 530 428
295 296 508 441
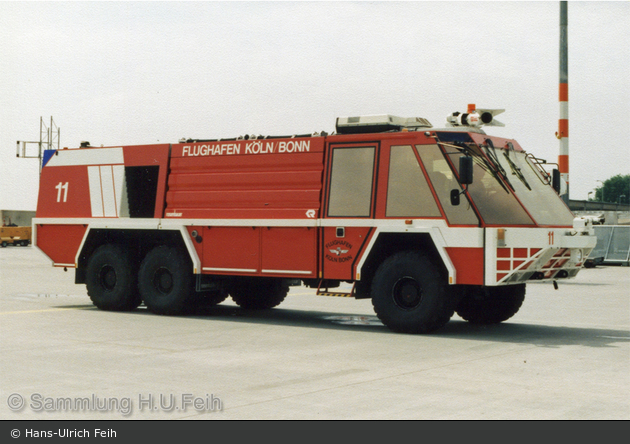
438 138 575 227
446 149 535 226
493 147 575 226
419 141 575 227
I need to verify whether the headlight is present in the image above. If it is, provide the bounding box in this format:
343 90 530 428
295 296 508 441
572 249 584 263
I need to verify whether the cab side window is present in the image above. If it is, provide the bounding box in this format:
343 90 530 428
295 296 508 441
386 145 441 217
327 146 375 217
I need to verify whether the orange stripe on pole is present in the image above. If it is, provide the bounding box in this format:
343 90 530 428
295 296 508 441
558 119 569 138
559 83 568 102
558 154 569 173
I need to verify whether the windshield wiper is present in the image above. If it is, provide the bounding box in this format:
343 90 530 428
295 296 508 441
481 139 514 193
503 142 532 190
438 140 510 193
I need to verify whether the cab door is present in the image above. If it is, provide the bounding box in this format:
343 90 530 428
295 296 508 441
321 141 378 280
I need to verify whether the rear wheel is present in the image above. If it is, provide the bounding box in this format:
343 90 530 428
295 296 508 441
198 289 229 306
86 244 141 311
230 278 288 309
138 246 195 315
455 284 525 324
371 251 455 333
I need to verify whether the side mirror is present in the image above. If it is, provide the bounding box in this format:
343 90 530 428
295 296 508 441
450 189 461 206
552 169 561 194
459 156 474 185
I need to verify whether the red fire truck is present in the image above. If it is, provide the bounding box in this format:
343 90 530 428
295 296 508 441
32 106 596 333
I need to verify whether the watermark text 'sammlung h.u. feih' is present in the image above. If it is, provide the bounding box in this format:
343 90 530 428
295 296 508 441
7 392 222 416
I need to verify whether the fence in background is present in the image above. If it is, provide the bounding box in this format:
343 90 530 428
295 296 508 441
590 226 630 265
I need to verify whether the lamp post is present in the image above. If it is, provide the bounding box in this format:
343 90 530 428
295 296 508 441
596 180 605 202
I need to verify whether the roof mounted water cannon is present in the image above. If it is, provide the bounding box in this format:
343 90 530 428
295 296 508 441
446 104 505 128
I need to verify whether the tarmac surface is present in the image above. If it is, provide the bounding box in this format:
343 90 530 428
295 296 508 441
1 246 628 420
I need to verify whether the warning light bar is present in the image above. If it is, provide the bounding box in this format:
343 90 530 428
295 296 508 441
336 115 432 134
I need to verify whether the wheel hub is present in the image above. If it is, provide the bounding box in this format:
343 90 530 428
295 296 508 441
154 267 174 294
392 277 422 309
99 265 117 291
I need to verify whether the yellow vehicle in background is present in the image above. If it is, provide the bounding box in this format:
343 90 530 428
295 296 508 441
0 226 32 247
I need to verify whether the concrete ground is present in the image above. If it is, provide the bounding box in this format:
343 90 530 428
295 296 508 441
1 246 628 420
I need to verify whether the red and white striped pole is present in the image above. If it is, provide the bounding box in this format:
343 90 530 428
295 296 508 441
558 1 569 203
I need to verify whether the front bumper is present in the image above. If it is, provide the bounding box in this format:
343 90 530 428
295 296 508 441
484 225 597 286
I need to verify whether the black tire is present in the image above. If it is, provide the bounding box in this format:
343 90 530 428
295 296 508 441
371 251 455 333
86 244 141 311
138 245 195 315
1 241 7 248
455 284 525 324
230 278 288 309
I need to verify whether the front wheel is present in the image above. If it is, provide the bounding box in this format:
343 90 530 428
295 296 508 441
138 246 195 315
371 251 456 333
455 284 525 324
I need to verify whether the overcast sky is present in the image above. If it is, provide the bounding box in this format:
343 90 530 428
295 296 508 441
1 1 628 211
